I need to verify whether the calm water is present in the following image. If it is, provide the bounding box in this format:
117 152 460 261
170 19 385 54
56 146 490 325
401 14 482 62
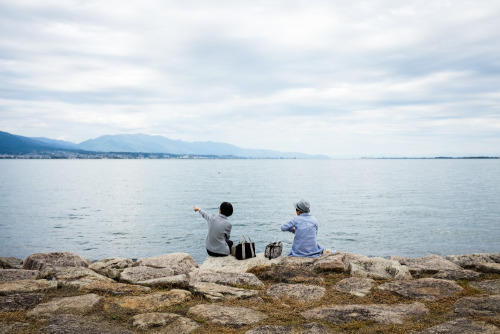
0 159 499 264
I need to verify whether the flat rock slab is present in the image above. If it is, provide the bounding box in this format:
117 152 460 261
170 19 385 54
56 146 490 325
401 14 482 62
259 265 323 284
454 294 500 319
80 280 151 294
131 312 199 333
104 289 191 314
0 269 39 282
199 253 283 274
190 269 264 288
119 266 175 284
192 282 260 301
50 267 115 288
433 269 483 281
23 252 89 271
470 280 500 294
138 274 190 288
312 253 346 272
0 257 23 269
136 252 198 274
414 317 500 334
379 278 463 301
0 279 58 295
302 302 428 324
266 283 326 303
389 254 461 275
303 322 336 334
476 262 500 274
245 325 294 333
89 257 133 280
349 257 412 280
0 293 44 312
28 293 103 317
445 253 500 269
42 314 135 334
334 277 375 297
187 304 266 328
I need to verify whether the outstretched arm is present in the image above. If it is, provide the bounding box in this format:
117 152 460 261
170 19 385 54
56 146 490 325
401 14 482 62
281 219 295 233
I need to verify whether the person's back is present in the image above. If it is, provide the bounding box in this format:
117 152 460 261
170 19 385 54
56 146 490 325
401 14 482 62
194 202 233 257
281 200 324 257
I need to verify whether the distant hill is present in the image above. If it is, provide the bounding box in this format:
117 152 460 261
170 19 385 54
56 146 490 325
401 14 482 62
0 130 329 158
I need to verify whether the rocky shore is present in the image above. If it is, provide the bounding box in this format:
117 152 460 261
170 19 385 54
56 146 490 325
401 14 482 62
1 251 499 333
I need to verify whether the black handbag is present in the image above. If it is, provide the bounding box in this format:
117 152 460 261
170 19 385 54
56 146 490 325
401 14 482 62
265 241 283 260
231 237 256 260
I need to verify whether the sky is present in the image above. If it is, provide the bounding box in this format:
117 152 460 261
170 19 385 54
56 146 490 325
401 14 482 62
1 1 499 158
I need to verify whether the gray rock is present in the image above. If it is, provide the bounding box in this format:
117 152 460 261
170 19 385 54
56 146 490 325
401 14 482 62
302 302 429 324
260 265 323 284
104 289 191 314
0 322 30 334
199 253 283 274
138 274 190 288
433 269 483 280
476 262 500 274
120 266 174 284
313 253 346 272
266 283 325 303
303 322 336 334
379 278 463 301
50 267 115 288
136 252 197 274
454 294 500 318
281 256 318 268
334 277 375 297
80 280 151 294
163 316 200 334
43 314 135 334
445 253 500 269
0 279 58 295
23 252 89 271
89 257 133 280
389 254 461 275
0 269 39 282
0 293 44 312
27 293 103 317
349 257 412 280
413 317 500 333
0 257 23 269
187 304 266 328
470 280 500 294
190 269 264 288
192 282 260 301
131 312 199 333
245 325 294 333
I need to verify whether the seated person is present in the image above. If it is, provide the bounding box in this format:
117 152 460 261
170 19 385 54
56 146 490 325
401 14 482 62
194 202 233 257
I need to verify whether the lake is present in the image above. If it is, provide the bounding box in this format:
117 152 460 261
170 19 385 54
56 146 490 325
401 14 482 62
0 159 499 264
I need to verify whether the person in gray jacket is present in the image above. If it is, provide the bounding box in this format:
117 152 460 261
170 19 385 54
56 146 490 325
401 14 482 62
194 202 233 257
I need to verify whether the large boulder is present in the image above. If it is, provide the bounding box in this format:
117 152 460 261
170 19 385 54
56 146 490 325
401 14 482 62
445 253 500 269
454 294 500 319
190 269 264 288
266 283 325 303
42 314 135 334
302 302 428 324
0 293 44 312
104 290 191 314
0 269 39 282
131 312 199 333
23 252 89 271
119 266 174 284
0 257 23 269
136 253 197 274
191 282 260 301
476 262 500 274
80 281 151 294
349 257 412 280
0 279 58 295
433 269 483 281
334 277 375 297
378 278 463 301
27 294 103 317
258 265 323 284
414 318 500 334
49 267 115 288
199 253 283 274
389 254 461 275
312 253 346 272
470 280 500 294
137 274 190 288
187 304 266 328
245 325 294 333
88 257 133 280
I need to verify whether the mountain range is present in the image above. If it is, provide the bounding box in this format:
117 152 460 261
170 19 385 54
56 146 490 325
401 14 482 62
0 130 328 159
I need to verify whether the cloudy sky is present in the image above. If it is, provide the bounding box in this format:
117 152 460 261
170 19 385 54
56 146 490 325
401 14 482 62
1 1 499 157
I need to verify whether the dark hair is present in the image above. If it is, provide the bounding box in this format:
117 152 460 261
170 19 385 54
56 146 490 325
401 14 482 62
220 202 233 217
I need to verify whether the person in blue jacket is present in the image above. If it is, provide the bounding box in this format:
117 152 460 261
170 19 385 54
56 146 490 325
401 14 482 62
281 199 324 257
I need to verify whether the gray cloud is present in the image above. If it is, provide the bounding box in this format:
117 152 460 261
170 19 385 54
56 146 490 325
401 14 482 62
1 0 499 157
